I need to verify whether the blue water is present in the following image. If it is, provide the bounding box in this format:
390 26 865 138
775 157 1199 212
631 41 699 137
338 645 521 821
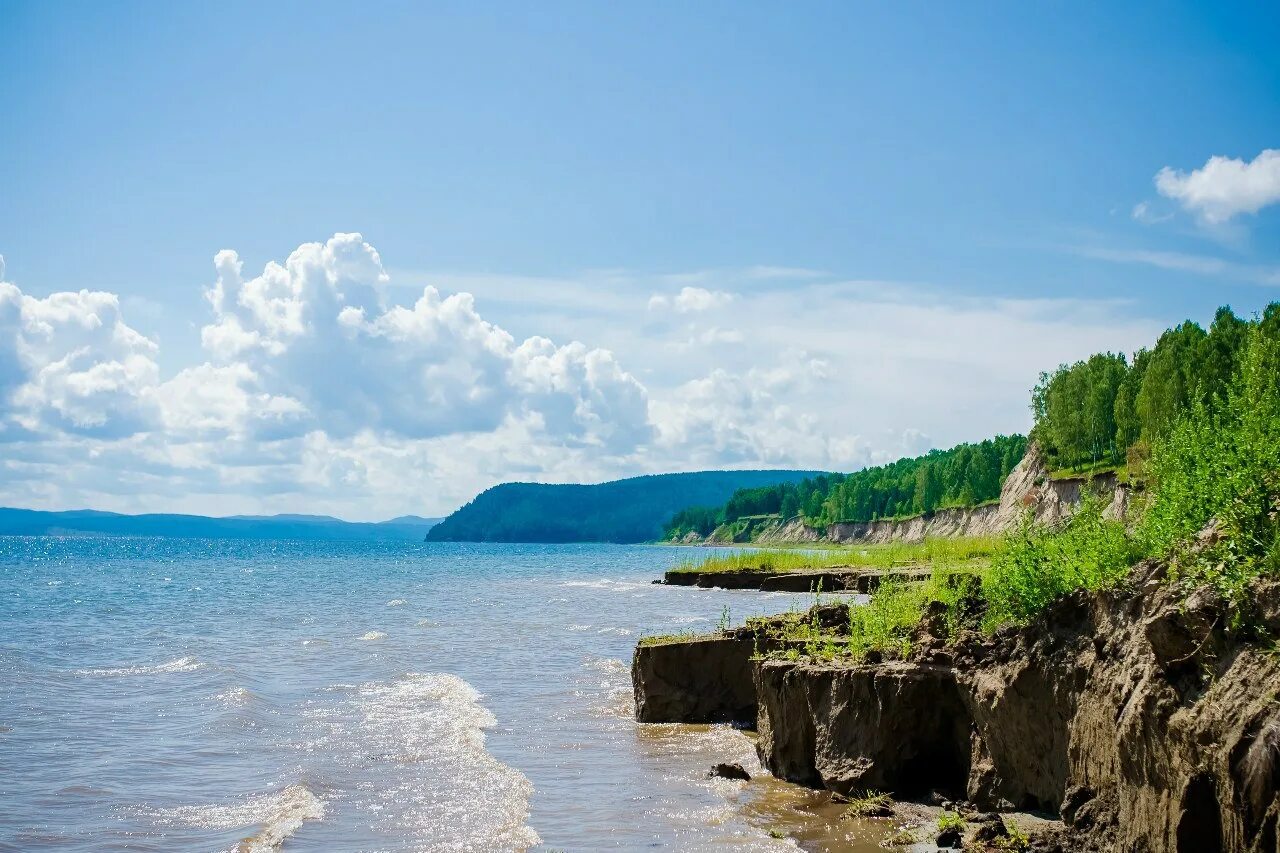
0 538 849 852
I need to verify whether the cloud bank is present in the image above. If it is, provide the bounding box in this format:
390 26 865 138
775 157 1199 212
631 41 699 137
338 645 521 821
0 236 1163 519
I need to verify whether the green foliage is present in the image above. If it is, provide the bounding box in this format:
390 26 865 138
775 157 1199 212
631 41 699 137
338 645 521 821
845 577 932 658
843 790 893 818
1139 325 1280 612
1033 351 1127 469
992 306 1280 629
427 469 823 543
984 493 1138 628
936 811 966 833
996 821 1031 851
1034 305 1260 470
666 436 1027 538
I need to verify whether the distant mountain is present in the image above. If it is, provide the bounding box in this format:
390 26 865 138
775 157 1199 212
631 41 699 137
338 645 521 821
426 470 829 543
380 515 443 527
0 508 442 540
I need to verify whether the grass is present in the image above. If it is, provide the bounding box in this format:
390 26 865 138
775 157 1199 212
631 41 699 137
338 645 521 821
1047 459 1125 480
841 790 893 818
670 536 1000 575
936 811 966 833
761 569 984 663
636 630 707 647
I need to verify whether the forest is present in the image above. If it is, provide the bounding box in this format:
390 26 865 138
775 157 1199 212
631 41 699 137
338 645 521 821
425 469 821 543
1032 303 1280 471
664 434 1027 538
667 302 1280 542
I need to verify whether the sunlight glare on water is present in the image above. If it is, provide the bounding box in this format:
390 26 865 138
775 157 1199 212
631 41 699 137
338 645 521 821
0 538 884 851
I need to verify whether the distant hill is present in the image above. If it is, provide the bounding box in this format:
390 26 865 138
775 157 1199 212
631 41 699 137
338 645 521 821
0 508 442 540
426 470 828 543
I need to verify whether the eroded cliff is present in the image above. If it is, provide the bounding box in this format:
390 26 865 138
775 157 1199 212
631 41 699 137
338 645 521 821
689 444 1126 546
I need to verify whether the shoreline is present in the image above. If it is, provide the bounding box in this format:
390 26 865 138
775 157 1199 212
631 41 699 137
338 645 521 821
631 555 1280 851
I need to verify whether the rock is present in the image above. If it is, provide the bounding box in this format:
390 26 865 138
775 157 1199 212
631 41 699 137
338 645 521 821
709 762 751 781
936 827 963 848
1059 785 1093 825
971 818 1009 843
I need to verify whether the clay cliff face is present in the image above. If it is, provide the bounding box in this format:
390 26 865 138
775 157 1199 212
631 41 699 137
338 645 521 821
750 566 1280 852
693 444 1126 546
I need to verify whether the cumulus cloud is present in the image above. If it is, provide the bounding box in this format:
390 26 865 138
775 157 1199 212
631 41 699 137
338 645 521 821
0 274 160 438
0 236 1173 519
201 233 652 450
1155 149 1280 225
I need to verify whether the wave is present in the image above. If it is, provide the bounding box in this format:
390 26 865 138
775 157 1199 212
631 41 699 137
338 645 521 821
559 578 647 592
358 631 387 641
304 672 539 850
386 599 407 607
144 783 324 853
76 656 204 677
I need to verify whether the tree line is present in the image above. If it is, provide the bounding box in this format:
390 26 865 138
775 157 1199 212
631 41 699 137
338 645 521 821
664 435 1028 538
1032 303 1280 470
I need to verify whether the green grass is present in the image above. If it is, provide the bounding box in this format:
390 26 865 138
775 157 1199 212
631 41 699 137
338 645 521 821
763 568 983 663
842 790 893 818
670 536 1000 575
636 630 708 647
936 811 966 833
1047 459 1124 480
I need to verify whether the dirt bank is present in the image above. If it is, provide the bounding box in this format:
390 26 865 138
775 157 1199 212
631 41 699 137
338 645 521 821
684 444 1127 546
635 568 1280 851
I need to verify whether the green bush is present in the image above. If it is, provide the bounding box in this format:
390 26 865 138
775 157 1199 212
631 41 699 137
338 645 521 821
983 491 1138 628
1139 327 1280 614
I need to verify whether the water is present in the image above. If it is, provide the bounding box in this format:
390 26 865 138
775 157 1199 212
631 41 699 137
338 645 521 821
0 539 888 852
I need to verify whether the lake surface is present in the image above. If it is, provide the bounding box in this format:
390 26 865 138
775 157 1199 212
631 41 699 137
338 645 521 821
0 539 888 852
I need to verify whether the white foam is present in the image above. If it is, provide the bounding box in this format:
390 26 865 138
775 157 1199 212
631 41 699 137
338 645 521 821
358 631 387 641
303 672 539 850
144 783 324 852
560 578 647 592
386 599 406 607
77 656 204 677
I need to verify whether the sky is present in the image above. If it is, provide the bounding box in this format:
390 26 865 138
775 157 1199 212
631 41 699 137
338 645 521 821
0 1 1277 520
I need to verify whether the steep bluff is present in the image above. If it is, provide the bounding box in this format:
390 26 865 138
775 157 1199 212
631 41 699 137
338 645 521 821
751 565 1280 852
689 444 1126 546
634 562 1280 851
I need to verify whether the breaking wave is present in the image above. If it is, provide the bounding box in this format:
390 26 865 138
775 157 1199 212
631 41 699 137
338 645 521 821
145 783 324 853
303 672 539 850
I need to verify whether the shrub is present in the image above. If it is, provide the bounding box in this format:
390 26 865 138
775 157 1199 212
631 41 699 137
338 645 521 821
983 491 1138 628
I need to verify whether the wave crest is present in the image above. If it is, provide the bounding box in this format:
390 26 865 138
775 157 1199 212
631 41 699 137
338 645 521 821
77 656 204 677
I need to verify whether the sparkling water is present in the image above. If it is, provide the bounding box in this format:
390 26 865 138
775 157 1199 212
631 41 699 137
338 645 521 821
0 538 882 851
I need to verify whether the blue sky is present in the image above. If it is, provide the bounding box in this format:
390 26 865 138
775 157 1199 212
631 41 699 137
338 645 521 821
0 1 1277 518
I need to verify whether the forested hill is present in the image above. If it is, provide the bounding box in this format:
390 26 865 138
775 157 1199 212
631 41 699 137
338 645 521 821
425 470 826 543
0 509 441 540
664 435 1027 539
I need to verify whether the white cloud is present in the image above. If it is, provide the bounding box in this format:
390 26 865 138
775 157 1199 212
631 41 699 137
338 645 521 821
0 237 1173 519
650 286 735 314
1155 148 1280 225
0 281 161 437
201 233 652 449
